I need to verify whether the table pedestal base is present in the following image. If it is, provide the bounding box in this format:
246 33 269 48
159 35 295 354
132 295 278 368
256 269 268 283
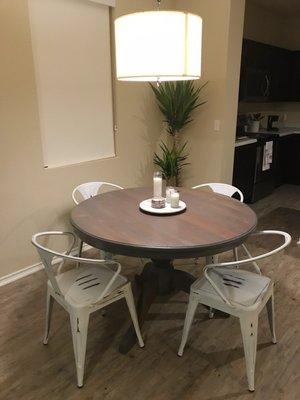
119 259 196 354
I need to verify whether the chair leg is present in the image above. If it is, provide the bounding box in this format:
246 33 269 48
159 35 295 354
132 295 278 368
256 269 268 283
43 288 54 345
239 316 258 392
178 293 199 356
78 240 83 257
77 240 84 268
266 293 277 344
70 312 90 388
104 251 113 260
233 247 239 262
101 253 114 317
124 283 144 348
205 256 218 319
208 307 215 319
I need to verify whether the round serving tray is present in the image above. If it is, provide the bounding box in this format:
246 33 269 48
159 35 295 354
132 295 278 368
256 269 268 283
139 198 186 215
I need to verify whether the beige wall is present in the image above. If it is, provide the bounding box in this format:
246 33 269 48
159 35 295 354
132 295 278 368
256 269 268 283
244 1 300 50
287 19 300 51
172 0 245 185
0 0 245 279
0 0 171 278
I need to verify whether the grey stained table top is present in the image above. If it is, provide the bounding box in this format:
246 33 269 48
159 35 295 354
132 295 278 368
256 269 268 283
71 187 257 259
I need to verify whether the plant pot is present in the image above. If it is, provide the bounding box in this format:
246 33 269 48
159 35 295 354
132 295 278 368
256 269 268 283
248 120 260 133
166 177 177 187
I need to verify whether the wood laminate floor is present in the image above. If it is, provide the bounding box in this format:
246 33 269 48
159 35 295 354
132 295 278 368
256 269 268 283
0 185 299 400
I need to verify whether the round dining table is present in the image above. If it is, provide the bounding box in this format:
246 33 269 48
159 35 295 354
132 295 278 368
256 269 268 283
71 187 257 353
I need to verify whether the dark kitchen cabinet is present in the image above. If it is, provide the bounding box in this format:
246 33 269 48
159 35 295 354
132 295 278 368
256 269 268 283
239 39 296 102
274 137 286 187
277 135 300 185
233 140 276 203
239 67 271 102
271 47 292 101
234 135 300 204
239 40 272 102
232 143 257 203
290 51 300 101
241 39 271 70
251 139 277 202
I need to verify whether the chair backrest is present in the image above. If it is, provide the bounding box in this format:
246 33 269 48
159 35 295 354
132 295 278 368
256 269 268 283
72 181 124 205
204 230 291 308
31 231 121 301
192 183 244 202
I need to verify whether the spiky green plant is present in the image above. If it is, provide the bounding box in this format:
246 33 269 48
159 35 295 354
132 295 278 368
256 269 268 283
248 113 264 122
153 141 189 186
150 80 207 147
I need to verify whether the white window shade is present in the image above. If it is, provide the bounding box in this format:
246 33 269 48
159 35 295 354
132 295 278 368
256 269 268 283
28 0 115 168
115 11 202 81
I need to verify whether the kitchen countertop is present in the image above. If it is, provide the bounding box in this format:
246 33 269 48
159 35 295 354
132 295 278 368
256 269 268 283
235 137 257 147
257 127 300 137
235 127 300 147
275 127 299 137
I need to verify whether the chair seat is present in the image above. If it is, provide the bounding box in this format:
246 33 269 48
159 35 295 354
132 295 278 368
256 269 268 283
192 268 271 307
48 264 127 307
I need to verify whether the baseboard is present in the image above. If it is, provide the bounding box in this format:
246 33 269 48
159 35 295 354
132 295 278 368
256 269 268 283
0 244 92 287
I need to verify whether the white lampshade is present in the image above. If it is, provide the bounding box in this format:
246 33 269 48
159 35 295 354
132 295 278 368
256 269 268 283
114 11 202 82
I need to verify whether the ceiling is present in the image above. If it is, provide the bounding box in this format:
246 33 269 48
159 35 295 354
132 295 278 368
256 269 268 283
249 0 300 18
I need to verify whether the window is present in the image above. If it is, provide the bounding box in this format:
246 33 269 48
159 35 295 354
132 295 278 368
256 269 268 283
28 0 115 168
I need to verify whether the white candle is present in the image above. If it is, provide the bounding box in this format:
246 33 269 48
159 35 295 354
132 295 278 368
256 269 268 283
153 172 162 198
166 187 175 203
170 191 180 208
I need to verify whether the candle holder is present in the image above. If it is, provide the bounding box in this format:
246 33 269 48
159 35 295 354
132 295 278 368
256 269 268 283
170 190 180 208
151 197 166 209
153 171 163 199
166 186 175 203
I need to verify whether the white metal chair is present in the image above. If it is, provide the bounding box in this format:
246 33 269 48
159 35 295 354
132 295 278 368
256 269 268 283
32 231 144 388
178 230 291 392
72 181 124 205
193 182 245 263
192 182 244 202
72 182 124 258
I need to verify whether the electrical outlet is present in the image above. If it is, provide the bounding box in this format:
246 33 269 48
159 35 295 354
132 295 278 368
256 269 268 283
214 120 221 131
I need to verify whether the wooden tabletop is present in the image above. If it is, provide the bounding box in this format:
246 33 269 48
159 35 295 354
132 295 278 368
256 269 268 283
71 187 257 259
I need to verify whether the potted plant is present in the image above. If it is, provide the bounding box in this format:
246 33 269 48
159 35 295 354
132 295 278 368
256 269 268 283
150 80 207 185
153 141 189 186
247 113 264 133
